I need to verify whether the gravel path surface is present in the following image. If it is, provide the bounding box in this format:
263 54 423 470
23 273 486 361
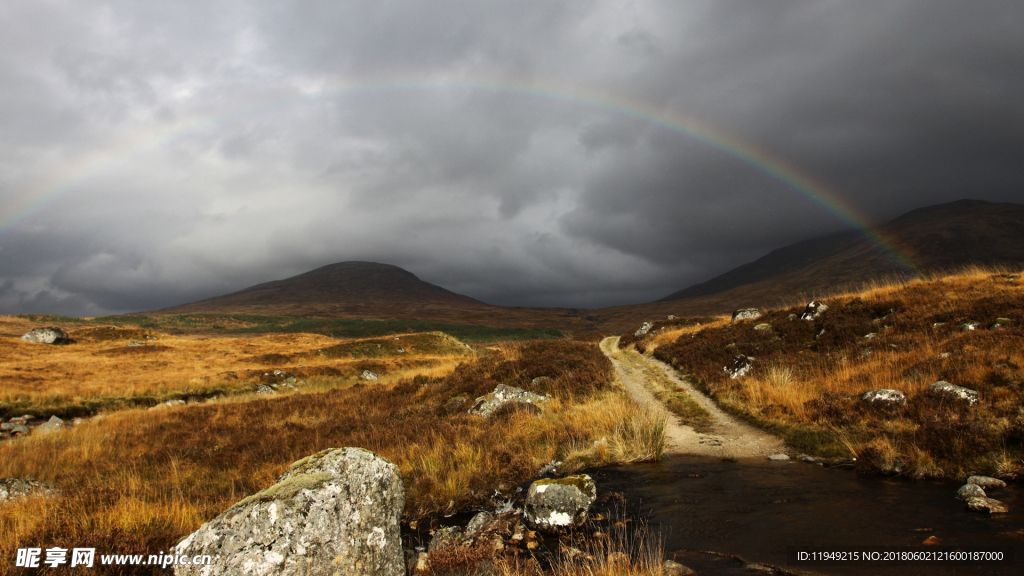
601 336 787 458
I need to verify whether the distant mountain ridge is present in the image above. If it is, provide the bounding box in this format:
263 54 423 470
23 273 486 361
158 200 1024 333
658 199 1024 303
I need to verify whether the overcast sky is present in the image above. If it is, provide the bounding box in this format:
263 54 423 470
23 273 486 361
1 1 1022 315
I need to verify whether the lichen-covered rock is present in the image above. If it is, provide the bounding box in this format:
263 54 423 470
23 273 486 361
861 389 906 406
724 355 754 379
731 309 762 322
524 474 596 534
965 497 1008 514
174 447 405 576
956 483 986 500
362 370 379 381
967 475 1006 489
634 321 653 337
927 380 979 405
428 526 463 552
469 384 547 418
21 326 70 345
0 478 57 502
800 301 828 320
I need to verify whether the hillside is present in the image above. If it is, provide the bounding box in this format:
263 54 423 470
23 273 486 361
659 199 1024 306
159 261 593 330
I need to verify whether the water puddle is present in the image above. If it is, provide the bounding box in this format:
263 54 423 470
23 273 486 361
590 455 1023 575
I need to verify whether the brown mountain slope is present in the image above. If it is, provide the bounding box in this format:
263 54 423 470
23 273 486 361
160 261 592 330
657 199 1024 305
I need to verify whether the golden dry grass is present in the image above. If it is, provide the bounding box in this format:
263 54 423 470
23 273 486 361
0 339 665 575
644 267 1024 478
0 324 471 417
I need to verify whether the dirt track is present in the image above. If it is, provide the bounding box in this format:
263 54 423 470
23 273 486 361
601 336 787 458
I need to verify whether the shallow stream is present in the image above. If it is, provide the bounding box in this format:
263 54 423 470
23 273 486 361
591 456 1023 575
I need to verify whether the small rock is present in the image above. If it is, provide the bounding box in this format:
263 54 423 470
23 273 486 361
165 399 186 407
531 376 554 387
537 460 562 477
967 475 1006 489
937 352 951 359
744 563 775 574
9 425 29 436
465 511 494 537
861 389 906 406
965 497 1008 514
667 315 676 320
927 380 979 405
767 454 790 462
663 560 696 576
397 347 405 354
254 384 275 395
800 301 828 320
956 483 986 500
34 415 65 434
428 525 463 552
362 370 379 381
797 454 818 463
524 474 597 534
753 323 772 332
127 340 146 347
922 535 941 546
634 321 654 337
864 333 877 339
724 355 754 379
962 322 979 331
732 308 762 322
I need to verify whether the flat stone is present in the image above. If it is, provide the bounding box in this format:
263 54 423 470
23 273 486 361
767 454 791 461
967 475 1006 489
927 380 979 405
965 497 1008 514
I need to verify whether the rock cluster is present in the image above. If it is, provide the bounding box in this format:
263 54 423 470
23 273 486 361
0 414 86 441
0 478 58 502
20 326 71 345
955 475 1009 515
634 321 654 337
469 384 547 418
175 447 406 576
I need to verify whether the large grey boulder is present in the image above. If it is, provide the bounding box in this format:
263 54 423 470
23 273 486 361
174 447 405 576
524 474 596 534
0 478 57 502
469 384 547 418
861 389 906 407
927 381 979 406
731 309 762 322
20 326 70 345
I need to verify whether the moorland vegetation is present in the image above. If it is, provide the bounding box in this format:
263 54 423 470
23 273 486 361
627 267 1024 479
0 332 665 575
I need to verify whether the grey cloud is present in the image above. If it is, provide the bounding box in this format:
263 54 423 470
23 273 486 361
1 1 1023 315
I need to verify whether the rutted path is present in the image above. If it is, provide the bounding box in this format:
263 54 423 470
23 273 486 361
601 336 787 458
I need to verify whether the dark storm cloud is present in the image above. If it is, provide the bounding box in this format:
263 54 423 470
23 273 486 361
1 0 1023 314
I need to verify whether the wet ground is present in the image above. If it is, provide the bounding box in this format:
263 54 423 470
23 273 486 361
590 455 1023 575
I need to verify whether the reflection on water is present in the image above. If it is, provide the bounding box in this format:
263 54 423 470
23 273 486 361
590 455 1022 575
